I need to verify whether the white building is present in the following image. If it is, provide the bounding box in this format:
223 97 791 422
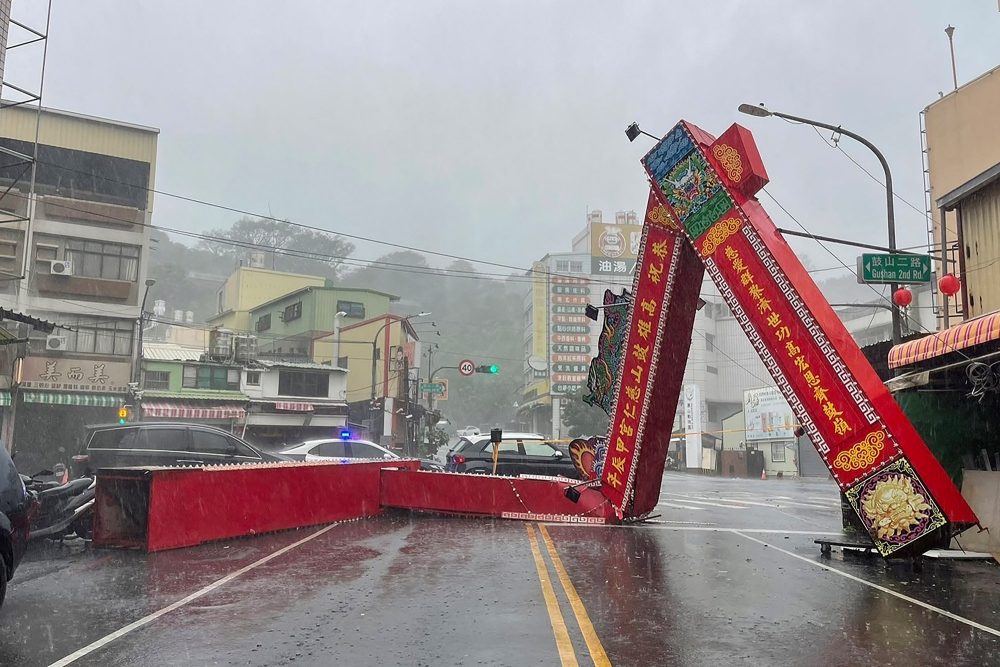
519 210 767 446
241 360 348 448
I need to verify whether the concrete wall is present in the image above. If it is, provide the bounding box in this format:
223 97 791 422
955 470 1000 554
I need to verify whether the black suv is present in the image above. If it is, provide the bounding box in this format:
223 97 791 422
72 423 284 477
445 432 581 479
1 446 32 608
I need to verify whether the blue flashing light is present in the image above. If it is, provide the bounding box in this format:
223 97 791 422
340 429 351 440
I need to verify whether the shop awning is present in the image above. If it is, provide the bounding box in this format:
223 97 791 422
0 391 10 407
142 401 246 420
21 391 125 407
141 390 248 402
888 312 1000 369
274 401 314 412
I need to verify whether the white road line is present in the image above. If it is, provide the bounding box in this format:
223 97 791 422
655 501 705 511
807 497 842 505
47 524 339 667
548 523 842 536
661 495 748 509
716 498 785 508
765 500 835 510
733 531 1000 639
673 494 831 510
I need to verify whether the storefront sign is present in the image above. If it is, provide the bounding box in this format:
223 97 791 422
683 383 703 468
19 356 130 393
590 222 642 275
743 386 796 441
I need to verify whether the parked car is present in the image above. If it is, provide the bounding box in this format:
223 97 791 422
445 432 581 479
279 438 444 471
72 423 286 477
1 446 33 608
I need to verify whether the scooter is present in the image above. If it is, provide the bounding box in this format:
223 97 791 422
20 466 96 541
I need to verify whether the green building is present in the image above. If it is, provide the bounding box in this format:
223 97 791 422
140 343 247 427
247 285 398 367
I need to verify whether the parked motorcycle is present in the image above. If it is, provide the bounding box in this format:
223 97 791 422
21 465 95 541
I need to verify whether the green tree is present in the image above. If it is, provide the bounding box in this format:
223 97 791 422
198 216 355 278
341 253 525 431
561 385 610 438
147 230 225 320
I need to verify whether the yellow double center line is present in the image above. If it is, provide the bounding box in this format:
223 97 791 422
526 523 612 667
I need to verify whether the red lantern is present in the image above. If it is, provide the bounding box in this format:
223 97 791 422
939 273 961 297
893 288 913 307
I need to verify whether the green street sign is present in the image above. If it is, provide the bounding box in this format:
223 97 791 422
858 253 932 285
420 382 445 395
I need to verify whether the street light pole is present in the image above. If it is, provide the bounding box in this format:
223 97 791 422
738 103 901 346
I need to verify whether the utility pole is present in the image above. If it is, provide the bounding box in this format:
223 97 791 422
402 354 411 457
945 25 958 91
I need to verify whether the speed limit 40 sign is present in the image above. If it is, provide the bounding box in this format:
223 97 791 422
459 359 475 377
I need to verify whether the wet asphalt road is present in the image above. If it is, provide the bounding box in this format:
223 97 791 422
2 472 999 666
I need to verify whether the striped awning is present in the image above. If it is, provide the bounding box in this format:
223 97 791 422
142 401 246 420
888 312 1000 369
274 401 314 412
0 391 10 407
21 391 125 407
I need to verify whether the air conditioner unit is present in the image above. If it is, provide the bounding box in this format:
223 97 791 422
48 259 73 276
45 335 68 351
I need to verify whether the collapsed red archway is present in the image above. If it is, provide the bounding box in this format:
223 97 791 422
595 119 978 558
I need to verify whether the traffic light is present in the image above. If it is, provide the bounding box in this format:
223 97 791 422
117 405 130 425
475 364 500 374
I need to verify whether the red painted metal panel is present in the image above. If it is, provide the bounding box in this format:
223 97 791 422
628 215 704 518
599 219 686 516
380 470 615 524
94 460 418 552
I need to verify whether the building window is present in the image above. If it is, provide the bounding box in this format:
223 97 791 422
336 300 366 319
143 370 170 390
183 365 240 390
555 260 570 272
256 314 271 332
57 318 133 356
245 371 261 386
705 333 715 351
706 365 718 375
337 356 348 369
278 371 329 398
570 261 583 273
282 301 302 322
64 239 140 281
771 442 786 463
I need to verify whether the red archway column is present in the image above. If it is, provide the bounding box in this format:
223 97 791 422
602 119 977 557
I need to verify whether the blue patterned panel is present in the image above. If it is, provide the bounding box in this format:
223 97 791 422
642 124 694 184
658 150 723 227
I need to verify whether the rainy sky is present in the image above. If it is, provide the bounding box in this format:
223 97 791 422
8 1 1000 275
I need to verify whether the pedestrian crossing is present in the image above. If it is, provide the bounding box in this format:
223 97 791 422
655 490 840 513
